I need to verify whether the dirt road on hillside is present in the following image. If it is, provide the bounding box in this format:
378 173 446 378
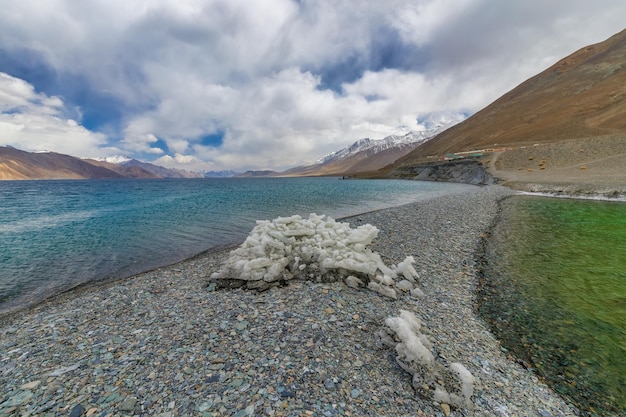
486 135 626 197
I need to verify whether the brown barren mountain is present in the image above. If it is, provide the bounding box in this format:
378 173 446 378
83 159 160 178
0 147 196 180
379 29 626 194
0 146 124 180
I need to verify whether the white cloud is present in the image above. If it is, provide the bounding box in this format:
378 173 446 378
154 152 214 172
0 72 63 115
392 0 477 46
0 72 110 157
120 133 164 155
2 1 626 171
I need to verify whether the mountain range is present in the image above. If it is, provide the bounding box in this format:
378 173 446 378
271 116 464 177
0 146 202 180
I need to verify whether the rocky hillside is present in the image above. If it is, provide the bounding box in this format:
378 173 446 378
388 28 626 167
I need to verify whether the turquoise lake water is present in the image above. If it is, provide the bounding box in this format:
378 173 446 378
480 196 626 416
0 177 472 315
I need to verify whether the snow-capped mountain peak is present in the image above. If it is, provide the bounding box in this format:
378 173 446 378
315 118 462 165
93 155 133 164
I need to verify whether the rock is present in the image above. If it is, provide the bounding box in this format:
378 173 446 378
69 404 85 417
393 160 494 185
118 397 138 412
3 390 33 406
198 401 213 412
246 280 272 291
440 403 451 417
49 362 80 376
19 380 41 390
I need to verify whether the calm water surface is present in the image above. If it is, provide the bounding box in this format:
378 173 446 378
0 177 473 315
479 196 626 416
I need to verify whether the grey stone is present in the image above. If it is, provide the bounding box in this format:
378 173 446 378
69 404 85 417
118 397 138 412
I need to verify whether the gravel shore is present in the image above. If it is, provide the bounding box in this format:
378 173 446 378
487 135 626 200
0 185 579 417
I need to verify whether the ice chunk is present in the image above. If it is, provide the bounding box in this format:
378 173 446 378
450 362 474 409
410 287 425 298
382 310 475 412
208 213 420 299
368 281 397 299
395 256 418 282
385 312 433 366
397 279 414 291
345 275 364 288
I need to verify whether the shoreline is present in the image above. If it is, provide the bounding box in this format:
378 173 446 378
0 185 581 416
500 181 626 202
517 190 626 203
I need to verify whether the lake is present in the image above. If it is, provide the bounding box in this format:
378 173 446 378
479 195 626 416
0 177 473 315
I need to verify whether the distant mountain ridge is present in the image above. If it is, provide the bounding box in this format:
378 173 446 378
0 146 122 180
279 117 464 177
315 121 461 166
120 159 203 178
0 146 201 180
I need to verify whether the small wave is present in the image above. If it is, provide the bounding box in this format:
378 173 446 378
0 210 98 234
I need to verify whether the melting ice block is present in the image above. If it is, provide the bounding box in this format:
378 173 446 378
208 213 418 296
380 310 475 412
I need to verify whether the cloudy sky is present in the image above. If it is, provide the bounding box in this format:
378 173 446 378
1 1 624 172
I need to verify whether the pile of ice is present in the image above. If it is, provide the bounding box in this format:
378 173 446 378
208 213 421 297
378 310 475 412
208 214 475 412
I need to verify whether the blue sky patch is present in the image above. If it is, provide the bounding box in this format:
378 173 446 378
199 131 225 147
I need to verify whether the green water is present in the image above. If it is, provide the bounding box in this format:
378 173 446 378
479 196 626 416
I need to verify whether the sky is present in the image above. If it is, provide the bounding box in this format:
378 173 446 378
1 1 625 172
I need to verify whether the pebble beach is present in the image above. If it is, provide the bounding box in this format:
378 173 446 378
0 185 580 417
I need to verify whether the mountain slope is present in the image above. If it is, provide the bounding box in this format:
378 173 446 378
391 28 626 166
83 159 160 178
120 159 204 178
0 146 123 180
282 118 464 176
279 142 416 177
0 146 200 180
